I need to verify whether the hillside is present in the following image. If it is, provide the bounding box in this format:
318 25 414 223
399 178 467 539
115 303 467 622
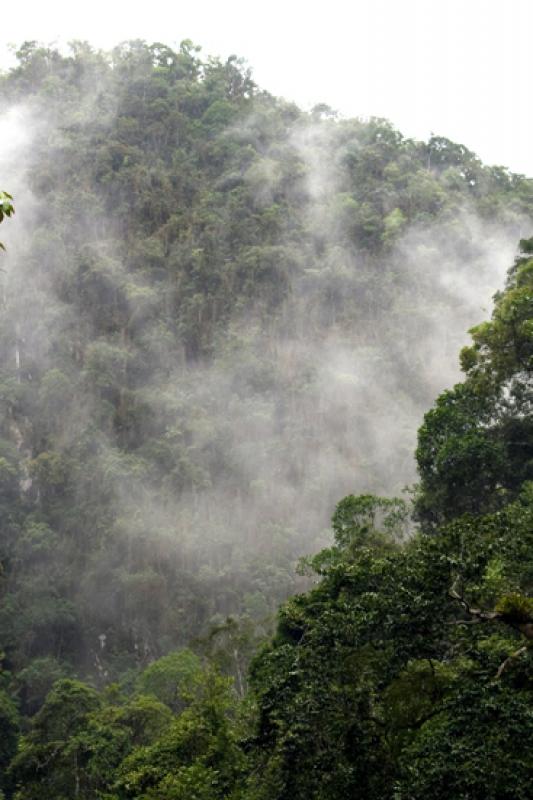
0 37 532 757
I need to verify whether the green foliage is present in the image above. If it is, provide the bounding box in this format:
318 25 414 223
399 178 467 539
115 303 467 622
461 240 533 384
242 236 533 798
10 679 101 799
2 38 533 693
15 656 71 716
115 668 244 800
495 592 533 624
397 684 533 800
0 688 19 794
416 238 533 527
136 649 203 711
245 489 533 799
332 493 409 548
0 190 14 251
1 37 533 800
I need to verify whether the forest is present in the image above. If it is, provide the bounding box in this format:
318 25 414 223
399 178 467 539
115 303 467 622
0 40 532 798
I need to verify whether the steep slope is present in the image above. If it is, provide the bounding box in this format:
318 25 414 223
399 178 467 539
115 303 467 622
0 40 532 692
4 238 533 800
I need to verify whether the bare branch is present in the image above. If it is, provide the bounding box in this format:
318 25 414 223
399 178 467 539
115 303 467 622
495 645 528 680
449 578 533 679
448 583 501 623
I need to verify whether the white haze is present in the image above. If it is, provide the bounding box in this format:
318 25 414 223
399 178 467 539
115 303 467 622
0 96 528 638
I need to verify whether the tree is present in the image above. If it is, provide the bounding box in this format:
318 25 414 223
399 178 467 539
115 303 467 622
115 668 244 800
136 649 203 712
2 41 533 800
244 239 533 799
397 683 533 800
0 688 19 796
416 237 533 528
9 679 100 799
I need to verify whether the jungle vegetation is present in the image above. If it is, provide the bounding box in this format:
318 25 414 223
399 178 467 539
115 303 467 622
0 40 532 799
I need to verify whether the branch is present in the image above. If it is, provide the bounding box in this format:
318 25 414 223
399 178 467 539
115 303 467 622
494 645 528 680
448 583 501 624
449 579 533 679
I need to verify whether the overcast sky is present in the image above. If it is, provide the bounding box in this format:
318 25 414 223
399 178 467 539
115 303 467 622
1 0 532 175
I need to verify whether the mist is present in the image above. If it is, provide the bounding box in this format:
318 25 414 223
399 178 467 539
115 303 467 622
0 43 530 674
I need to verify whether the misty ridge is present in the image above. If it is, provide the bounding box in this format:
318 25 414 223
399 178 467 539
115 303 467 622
0 39 532 680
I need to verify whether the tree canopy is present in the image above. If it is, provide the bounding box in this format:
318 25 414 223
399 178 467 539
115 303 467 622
0 38 532 800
